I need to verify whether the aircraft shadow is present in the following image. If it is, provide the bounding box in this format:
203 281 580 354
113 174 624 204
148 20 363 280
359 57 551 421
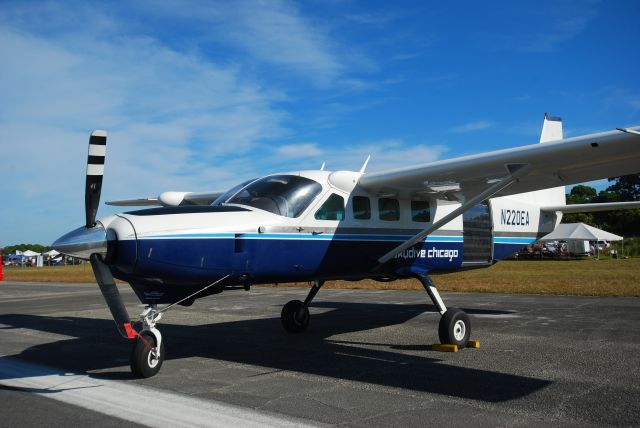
0 302 547 403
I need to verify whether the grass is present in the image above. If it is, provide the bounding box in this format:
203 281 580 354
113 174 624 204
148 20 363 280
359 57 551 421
2 263 120 284
4 257 640 297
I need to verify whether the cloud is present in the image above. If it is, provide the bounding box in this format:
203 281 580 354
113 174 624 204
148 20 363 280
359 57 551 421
276 143 323 159
268 139 447 173
481 1 599 53
450 121 493 133
0 7 289 243
141 0 345 86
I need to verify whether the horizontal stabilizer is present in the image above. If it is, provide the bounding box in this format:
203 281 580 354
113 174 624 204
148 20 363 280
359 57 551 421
541 201 640 213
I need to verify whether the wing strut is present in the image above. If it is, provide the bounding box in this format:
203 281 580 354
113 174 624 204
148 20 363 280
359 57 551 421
377 163 532 265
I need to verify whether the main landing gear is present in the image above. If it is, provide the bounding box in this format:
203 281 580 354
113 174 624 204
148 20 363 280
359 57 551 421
129 305 164 378
280 276 470 348
418 273 470 347
281 280 324 333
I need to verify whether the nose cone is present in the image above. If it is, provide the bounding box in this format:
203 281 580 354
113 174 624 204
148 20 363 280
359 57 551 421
53 224 108 260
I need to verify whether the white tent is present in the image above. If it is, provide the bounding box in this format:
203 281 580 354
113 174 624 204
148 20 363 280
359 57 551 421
43 250 60 257
540 223 623 242
21 250 42 257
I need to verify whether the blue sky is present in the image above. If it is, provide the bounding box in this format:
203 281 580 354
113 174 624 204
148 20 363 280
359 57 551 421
1 0 639 246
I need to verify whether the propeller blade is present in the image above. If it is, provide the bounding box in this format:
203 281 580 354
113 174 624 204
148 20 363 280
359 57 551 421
90 254 132 338
85 130 107 228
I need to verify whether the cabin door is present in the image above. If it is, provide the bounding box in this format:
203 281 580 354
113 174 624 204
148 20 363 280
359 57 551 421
462 202 493 264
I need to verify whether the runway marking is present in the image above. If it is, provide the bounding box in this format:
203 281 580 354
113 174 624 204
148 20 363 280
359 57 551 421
0 356 319 428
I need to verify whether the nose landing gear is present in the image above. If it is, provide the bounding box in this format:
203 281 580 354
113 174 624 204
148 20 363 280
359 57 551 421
129 306 164 378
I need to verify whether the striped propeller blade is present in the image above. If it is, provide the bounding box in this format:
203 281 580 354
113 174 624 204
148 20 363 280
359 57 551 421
85 130 107 228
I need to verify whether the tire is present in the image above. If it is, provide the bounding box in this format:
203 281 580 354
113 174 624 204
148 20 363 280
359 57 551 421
130 331 164 378
281 300 310 333
438 308 471 347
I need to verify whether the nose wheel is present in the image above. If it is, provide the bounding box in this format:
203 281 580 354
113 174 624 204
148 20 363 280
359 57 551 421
131 331 165 378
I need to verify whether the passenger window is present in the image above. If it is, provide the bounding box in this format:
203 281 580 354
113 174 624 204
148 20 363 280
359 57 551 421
379 198 399 221
352 196 371 220
315 193 345 220
411 200 431 222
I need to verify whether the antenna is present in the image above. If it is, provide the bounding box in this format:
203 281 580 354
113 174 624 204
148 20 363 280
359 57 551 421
359 155 371 174
320 162 326 171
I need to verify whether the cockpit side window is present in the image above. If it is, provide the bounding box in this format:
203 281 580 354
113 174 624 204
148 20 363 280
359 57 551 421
226 175 322 218
315 193 345 221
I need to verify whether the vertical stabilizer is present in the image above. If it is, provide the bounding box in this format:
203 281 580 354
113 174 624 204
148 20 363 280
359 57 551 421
540 112 563 143
538 113 565 226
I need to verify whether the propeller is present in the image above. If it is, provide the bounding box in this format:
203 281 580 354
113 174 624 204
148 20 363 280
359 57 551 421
85 130 107 228
53 130 133 339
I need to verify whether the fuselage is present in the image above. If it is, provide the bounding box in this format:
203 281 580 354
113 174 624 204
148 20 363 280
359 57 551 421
94 170 563 304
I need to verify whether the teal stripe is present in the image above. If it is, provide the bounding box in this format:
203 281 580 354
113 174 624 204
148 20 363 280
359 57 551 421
494 237 536 244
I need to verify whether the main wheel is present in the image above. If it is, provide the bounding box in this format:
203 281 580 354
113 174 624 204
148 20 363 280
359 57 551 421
438 308 471 347
281 300 310 333
130 331 164 378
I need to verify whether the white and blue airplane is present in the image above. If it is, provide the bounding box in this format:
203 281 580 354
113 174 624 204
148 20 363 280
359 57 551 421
53 114 640 377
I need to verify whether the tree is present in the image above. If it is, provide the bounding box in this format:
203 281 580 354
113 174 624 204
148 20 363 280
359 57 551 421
566 185 597 204
606 174 640 200
2 243 52 255
562 185 596 226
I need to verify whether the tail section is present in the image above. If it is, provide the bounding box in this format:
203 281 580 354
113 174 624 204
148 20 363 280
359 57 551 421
492 113 566 238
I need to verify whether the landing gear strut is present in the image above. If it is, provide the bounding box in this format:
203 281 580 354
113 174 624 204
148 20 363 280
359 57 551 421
281 280 324 333
417 273 471 347
130 305 164 378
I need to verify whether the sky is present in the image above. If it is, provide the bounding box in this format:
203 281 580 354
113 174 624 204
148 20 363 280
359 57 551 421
1 0 639 246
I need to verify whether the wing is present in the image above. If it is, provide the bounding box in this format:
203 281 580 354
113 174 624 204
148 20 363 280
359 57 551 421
106 197 160 206
106 191 223 207
359 127 640 201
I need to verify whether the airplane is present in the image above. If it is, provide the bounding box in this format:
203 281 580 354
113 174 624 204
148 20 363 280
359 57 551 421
53 114 640 378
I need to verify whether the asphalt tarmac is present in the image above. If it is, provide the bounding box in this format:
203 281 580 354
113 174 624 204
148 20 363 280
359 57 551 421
1 281 639 427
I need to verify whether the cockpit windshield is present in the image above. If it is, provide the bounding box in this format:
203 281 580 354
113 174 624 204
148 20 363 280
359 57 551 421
223 175 322 217
211 178 257 207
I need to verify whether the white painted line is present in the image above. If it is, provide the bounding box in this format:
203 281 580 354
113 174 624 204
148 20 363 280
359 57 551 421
0 356 319 428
